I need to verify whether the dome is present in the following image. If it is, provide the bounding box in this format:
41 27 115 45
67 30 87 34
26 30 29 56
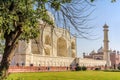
90 50 96 54
103 24 108 28
97 47 103 53
46 11 55 22
38 19 43 24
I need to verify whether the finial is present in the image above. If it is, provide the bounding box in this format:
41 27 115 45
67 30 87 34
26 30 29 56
103 23 108 28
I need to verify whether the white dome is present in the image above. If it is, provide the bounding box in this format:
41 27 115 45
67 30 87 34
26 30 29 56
46 11 55 22
97 47 103 53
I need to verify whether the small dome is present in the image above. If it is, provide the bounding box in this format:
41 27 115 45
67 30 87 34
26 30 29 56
97 47 103 53
38 19 43 24
90 50 96 54
46 11 55 22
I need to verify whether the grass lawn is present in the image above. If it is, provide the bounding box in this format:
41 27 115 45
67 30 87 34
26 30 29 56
7 71 120 80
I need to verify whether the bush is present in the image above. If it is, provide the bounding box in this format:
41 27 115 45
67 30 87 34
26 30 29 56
94 67 101 71
117 66 120 70
81 66 87 71
75 66 87 71
75 66 81 71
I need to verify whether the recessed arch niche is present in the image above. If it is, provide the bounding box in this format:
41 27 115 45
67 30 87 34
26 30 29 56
71 51 75 58
44 47 50 55
45 35 51 46
57 37 67 57
71 42 75 49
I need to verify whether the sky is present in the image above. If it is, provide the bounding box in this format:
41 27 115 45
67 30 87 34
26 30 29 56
77 0 120 57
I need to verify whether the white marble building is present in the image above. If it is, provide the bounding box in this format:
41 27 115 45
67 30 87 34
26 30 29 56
10 23 107 67
11 18 77 67
0 12 107 68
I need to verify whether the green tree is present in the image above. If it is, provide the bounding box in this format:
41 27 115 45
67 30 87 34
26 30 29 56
0 0 93 79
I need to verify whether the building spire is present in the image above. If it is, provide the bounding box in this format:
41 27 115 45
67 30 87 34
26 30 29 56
103 24 111 66
103 23 108 28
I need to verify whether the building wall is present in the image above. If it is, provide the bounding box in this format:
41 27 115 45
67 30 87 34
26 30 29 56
11 24 76 67
12 54 75 67
76 58 106 67
110 52 120 68
7 23 107 68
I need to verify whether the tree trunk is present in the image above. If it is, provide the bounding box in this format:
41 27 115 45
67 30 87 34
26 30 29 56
0 43 16 79
0 26 22 79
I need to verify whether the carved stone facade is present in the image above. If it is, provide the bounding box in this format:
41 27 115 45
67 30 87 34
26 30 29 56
11 22 77 67
10 24 107 68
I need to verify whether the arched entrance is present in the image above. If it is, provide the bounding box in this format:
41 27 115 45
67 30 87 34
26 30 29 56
57 37 67 57
44 47 50 55
72 51 75 58
45 35 51 46
71 42 75 49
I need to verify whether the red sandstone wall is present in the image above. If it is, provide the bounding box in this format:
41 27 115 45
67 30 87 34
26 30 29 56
8 66 70 73
110 53 120 68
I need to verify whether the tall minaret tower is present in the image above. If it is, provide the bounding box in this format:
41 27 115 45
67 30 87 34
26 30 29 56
103 24 111 66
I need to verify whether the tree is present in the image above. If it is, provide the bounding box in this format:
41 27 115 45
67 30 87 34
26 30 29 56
0 0 94 79
49 0 95 38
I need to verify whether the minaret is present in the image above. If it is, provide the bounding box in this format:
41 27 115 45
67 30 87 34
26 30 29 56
103 24 111 66
83 52 85 58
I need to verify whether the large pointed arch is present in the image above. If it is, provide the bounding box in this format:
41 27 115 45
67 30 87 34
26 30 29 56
71 51 76 58
45 35 51 46
57 37 67 57
71 42 75 49
44 47 50 55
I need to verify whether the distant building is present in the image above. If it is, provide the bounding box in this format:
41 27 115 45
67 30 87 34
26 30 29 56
83 24 120 68
76 58 106 67
83 47 104 60
83 48 120 68
110 50 120 69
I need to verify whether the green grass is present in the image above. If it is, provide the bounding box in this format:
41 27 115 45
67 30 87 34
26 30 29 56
7 71 120 80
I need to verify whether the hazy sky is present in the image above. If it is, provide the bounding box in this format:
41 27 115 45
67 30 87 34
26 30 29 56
77 0 120 57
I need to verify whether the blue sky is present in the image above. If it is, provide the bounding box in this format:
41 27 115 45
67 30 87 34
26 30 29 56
77 0 120 57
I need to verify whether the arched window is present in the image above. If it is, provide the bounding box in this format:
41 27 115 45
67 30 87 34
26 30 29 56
57 37 67 57
71 42 75 49
31 38 40 54
45 35 51 46
44 47 50 55
72 52 75 58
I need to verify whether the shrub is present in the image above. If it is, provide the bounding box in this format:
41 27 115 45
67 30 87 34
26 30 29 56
75 66 87 71
75 66 81 71
81 66 87 71
94 67 101 71
117 66 120 70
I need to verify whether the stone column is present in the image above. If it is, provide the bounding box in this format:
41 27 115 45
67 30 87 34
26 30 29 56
103 24 111 66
